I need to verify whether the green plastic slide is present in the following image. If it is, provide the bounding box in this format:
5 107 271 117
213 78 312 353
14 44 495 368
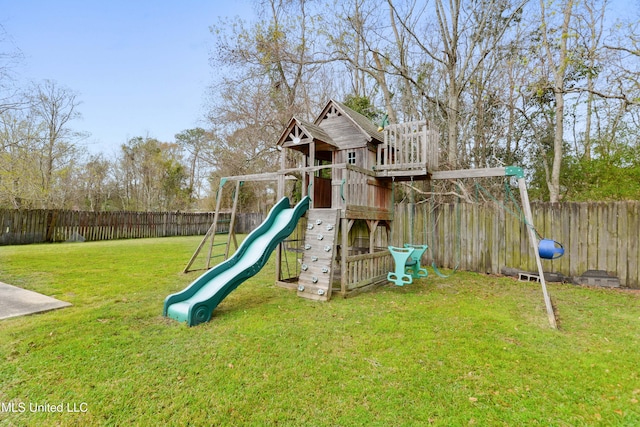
163 196 310 326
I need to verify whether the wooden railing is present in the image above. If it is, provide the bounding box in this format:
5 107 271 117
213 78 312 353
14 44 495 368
375 120 439 177
332 165 392 218
343 250 394 292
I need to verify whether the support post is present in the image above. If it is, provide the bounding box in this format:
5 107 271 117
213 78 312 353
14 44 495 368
277 147 286 200
517 176 557 329
340 217 349 295
308 141 315 209
225 180 241 259
206 179 227 269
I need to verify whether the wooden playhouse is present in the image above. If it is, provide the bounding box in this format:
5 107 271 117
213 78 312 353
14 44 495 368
273 100 441 300
187 99 441 301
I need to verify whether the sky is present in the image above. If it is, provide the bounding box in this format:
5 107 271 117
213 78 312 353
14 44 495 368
1 1 635 157
1 0 255 155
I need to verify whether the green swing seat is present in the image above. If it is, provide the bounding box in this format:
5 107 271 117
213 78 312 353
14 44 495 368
387 244 429 286
403 244 429 279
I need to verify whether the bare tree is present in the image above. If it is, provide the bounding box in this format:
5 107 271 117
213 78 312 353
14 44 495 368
534 0 574 202
328 0 395 119
0 108 42 207
572 0 609 160
115 136 191 211
26 80 86 207
77 153 112 211
0 80 86 208
175 127 216 206
207 0 337 211
200 0 639 202
384 0 526 168
0 24 24 115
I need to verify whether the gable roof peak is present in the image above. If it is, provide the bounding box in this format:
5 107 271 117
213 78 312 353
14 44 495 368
316 99 384 144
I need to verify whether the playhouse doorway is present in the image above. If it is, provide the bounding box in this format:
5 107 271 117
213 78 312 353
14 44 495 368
313 154 332 208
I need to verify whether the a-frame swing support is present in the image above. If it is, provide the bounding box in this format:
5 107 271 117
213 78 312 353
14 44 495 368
430 166 557 330
183 171 298 274
183 178 241 273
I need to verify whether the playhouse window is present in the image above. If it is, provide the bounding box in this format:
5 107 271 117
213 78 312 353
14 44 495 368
347 151 356 165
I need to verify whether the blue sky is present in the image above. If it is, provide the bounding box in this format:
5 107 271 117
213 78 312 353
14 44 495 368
1 0 254 155
1 1 635 156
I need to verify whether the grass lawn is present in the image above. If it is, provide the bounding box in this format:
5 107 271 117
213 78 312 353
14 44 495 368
0 236 639 426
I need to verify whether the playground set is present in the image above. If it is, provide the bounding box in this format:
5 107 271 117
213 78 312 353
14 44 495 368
163 99 563 327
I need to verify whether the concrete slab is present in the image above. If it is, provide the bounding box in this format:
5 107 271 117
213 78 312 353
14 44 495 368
0 281 71 320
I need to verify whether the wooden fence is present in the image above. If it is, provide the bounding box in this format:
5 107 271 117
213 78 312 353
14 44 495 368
2 202 639 288
0 210 265 245
392 201 640 288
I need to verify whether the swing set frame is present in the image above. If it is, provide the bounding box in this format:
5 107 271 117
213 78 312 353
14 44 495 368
389 166 558 329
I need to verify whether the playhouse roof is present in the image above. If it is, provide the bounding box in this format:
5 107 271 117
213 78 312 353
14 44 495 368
276 116 338 153
315 99 384 145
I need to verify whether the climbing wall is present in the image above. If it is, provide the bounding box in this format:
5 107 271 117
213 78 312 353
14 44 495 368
297 209 339 301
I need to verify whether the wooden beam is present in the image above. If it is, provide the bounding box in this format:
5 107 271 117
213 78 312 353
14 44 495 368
281 163 347 175
374 162 428 171
429 166 524 180
345 205 392 221
206 182 226 269
183 220 215 273
368 220 379 253
430 167 508 180
222 163 350 183
517 177 557 329
222 171 296 182
346 164 377 177
376 169 429 179
278 148 286 199
308 140 315 207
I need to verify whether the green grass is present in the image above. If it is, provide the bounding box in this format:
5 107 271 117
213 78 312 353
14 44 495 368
0 237 639 426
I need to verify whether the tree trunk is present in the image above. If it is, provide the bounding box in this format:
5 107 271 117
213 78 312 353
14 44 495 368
542 0 574 203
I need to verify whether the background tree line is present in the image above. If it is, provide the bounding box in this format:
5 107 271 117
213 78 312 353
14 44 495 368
0 76 218 211
0 77 217 211
1 0 639 213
